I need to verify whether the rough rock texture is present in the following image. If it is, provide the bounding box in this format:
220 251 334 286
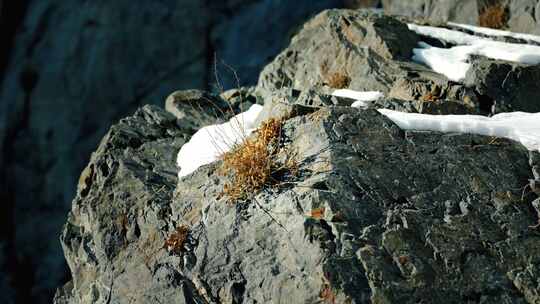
56 88 540 303
257 10 420 92
383 0 540 35
0 1 347 303
50 7 540 304
54 105 188 303
464 56 540 113
382 0 479 25
56 9 540 302
257 9 540 115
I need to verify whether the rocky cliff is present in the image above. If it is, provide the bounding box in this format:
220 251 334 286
54 8 540 304
0 1 345 303
4 1 540 302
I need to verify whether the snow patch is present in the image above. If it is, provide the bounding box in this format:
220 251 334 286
408 23 540 82
332 89 384 108
408 23 478 45
177 87 540 178
447 22 540 44
177 104 263 178
378 109 540 152
333 89 540 152
412 42 472 81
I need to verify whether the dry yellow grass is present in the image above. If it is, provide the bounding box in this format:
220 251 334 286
310 207 326 220
479 3 507 29
326 72 351 89
219 118 296 202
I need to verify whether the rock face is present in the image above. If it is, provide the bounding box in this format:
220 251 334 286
56 93 540 303
257 9 540 115
4 2 540 302
0 1 346 303
55 9 540 303
383 0 540 35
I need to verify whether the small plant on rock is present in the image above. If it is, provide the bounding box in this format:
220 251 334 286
479 3 507 29
326 72 351 89
219 117 297 202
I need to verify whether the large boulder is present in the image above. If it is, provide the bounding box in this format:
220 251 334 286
56 87 540 303
46 7 540 304
0 1 343 302
257 9 540 114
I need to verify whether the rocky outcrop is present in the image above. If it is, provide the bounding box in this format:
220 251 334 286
4 1 540 302
257 9 540 115
54 105 188 303
383 0 540 35
55 9 540 303
0 1 346 303
56 90 540 303
464 57 540 113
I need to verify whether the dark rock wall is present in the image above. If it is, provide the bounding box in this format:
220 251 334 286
0 1 343 303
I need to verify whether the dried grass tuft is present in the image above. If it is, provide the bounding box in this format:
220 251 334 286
219 118 296 202
479 3 507 29
326 72 351 89
319 280 336 304
310 207 326 220
421 92 439 102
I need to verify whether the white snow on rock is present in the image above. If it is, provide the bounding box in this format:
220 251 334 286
177 104 263 178
407 23 540 82
378 109 540 152
447 22 540 44
332 89 384 108
177 87 539 178
412 42 473 81
335 89 540 152
408 23 478 45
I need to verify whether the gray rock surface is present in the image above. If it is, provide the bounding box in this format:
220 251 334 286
57 88 540 303
54 105 189 303
465 56 540 113
383 0 540 35
0 1 344 303
257 9 540 115
257 9 420 93
5 5 537 304
55 9 540 300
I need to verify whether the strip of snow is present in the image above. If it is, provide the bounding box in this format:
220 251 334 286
407 24 540 63
447 22 540 44
178 88 539 178
378 109 540 152
408 23 479 45
335 89 540 151
407 24 540 81
412 43 473 81
177 104 263 178
332 89 384 108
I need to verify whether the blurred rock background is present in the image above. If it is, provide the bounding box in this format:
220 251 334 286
0 0 539 303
